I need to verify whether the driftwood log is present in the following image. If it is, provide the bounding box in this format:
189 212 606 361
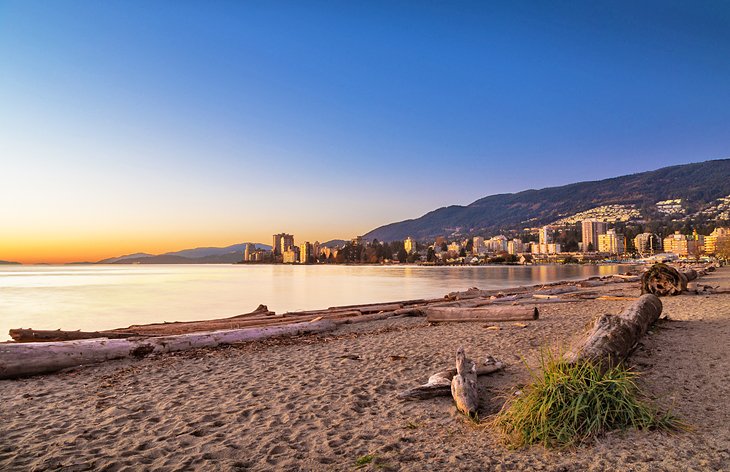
451 348 479 416
9 329 148 343
563 294 662 369
0 320 336 379
640 263 698 296
426 306 538 323
397 356 504 400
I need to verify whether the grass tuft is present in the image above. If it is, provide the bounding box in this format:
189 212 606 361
355 454 376 467
494 349 682 448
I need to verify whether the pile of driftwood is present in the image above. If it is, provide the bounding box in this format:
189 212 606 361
397 294 664 417
2 264 721 380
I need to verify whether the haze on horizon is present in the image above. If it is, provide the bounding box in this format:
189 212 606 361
2 1 730 264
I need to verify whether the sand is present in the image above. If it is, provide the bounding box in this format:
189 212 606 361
1 269 729 471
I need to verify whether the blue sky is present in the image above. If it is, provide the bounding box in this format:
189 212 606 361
1 1 729 261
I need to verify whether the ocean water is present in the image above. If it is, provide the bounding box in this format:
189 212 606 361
0 264 633 341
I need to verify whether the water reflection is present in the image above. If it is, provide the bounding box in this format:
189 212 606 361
0 264 635 341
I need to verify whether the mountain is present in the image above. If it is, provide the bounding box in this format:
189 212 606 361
364 159 730 241
0 260 21 265
97 253 155 264
162 243 270 259
98 243 271 264
321 239 347 248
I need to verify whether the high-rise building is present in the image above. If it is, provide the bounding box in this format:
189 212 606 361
299 242 312 264
473 236 485 255
582 220 607 252
634 233 660 255
404 237 417 254
243 243 255 262
272 233 294 255
487 235 508 252
539 226 554 246
272 234 283 257
507 239 523 255
598 229 624 254
705 227 730 255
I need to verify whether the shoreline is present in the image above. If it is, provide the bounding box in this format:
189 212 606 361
1 268 728 470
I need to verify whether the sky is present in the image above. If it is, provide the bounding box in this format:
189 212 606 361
1 1 730 263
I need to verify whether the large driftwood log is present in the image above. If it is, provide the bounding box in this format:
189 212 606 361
563 294 662 368
397 357 504 400
426 306 538 323
0 320 336 379
451 348 479 416
9 329 148 343
640 263 695 296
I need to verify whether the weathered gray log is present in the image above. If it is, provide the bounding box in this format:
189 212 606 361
451 348 479 416
397 358 505 400
563 294 662 369
393 307 426 316
332 310 402 325
8 329 148 343
0 320 336 379
327 299 427 310
426 306 538 323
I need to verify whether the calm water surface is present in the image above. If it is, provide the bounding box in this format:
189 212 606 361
0 264 633 341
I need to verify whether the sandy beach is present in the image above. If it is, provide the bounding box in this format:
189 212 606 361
1 269 729 471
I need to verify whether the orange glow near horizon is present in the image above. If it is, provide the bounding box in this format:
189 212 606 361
0 226 370 265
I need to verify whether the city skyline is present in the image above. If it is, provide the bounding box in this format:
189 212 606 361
2 2 730 263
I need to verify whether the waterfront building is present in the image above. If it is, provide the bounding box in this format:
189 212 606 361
272 233 294 256
539 226 554 246
507 239 523 255
313 241 321 259
282 247 298 264
531 242 561 254
662 231 700 258
272 234 282 256
487 235 508 252
598 229 625 254
473 236 485 255
299 242 312 264
634 233 660 255
404 237 417 254
351 236 363 246
581 219 607 252
704 227 730 255
547 243 561 254
243 243 255 262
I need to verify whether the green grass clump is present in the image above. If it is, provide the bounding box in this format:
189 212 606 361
494 349 680 448
355 454 376 467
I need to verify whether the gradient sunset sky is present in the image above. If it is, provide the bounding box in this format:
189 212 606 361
2 1 730 263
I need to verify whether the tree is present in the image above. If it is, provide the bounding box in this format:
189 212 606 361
397 248 408 263
440 242 448 252
426 247 436 262
587 242 594 252
715 238 730 262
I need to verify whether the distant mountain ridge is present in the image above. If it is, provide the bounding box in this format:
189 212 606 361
364 159 730 241
98 243 271 264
